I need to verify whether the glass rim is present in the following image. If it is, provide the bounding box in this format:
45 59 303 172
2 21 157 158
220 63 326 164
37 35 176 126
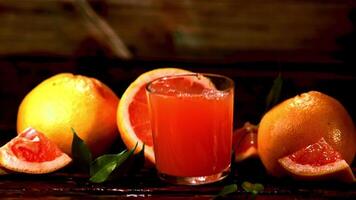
146 73 234 94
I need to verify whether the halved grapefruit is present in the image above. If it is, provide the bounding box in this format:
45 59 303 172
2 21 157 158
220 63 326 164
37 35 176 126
117 68 193 164
233 122 259 162
0 127 72 174
278 137 355 182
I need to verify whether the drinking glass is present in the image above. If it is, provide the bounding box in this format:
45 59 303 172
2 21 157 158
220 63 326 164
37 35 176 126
146 73 234 185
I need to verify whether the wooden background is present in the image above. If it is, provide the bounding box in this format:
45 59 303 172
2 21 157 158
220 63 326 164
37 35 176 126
0 0 356 62
1 0 356 134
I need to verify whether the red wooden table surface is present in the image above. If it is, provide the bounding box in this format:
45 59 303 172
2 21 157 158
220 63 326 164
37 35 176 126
0 157 354 199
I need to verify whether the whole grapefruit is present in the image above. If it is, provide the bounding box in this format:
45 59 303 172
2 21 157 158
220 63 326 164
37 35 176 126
17 73 119 157
258 91 356 176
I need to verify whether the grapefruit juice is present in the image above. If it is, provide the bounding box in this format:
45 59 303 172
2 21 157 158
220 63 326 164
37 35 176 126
146 74 234 185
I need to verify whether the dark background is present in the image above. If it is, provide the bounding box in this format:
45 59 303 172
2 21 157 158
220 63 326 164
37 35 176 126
1 0 356 134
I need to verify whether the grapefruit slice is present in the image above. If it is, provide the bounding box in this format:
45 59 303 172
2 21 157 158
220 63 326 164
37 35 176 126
233 122 259 162
117 68 216 164
278 137 355 182
0 127 72 174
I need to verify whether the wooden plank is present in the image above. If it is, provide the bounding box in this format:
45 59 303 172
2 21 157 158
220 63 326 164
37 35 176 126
0 167 354 199
0 0 355 62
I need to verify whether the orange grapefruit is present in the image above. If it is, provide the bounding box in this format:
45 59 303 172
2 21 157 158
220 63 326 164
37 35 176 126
0 127 71 174
17 73 119 157
258 91 356 177
233 122 258 162
117 68 192 164
279 138 355 182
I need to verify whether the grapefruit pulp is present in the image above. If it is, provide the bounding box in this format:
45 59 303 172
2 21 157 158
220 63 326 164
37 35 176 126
0 127 71 174
279 137 355 182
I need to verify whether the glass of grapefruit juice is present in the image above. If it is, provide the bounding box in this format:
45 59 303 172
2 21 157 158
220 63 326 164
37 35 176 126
146 73 234 185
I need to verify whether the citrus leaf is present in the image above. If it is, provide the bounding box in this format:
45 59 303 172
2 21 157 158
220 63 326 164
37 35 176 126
90 153 125 176
89 143 138 183
241 181 253 191
265 73 283 111
242 181 264 196
123 144 145 175
215 184 238 198
129 143 145 173
253 183 264 193
89 154 122 183
71 128 92 172
107 144 146 180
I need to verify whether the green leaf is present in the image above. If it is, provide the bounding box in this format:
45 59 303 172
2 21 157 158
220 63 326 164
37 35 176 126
253 183 264 191
71 128 92 172
242 181 264 196
123 144 145 175
265 73 283 111
107 144 146 180
215 184 238 198
89 143 138 183
241 181 253 191
90 153 125 176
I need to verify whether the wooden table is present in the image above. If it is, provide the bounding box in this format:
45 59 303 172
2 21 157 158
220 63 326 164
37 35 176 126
0 159 355 199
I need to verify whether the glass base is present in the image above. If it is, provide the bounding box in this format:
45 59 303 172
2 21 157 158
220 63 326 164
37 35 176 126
158 166 230 185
